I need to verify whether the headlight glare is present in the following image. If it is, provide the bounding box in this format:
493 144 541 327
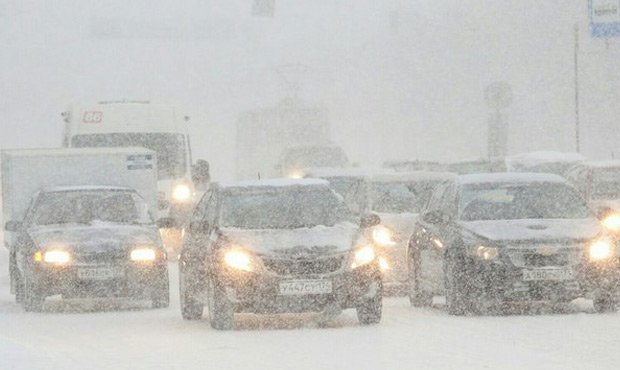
602 213 620 232
224 250 254 272
372 225 397 246
351 246 376 269
130 248 157 262
39 250 71 265
172 184 192 202
475 246 498 261
589 239 614 261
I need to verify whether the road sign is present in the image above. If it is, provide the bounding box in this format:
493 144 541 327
590 0 620 37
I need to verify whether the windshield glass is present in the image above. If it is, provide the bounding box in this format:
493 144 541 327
71 133 186 180
459 183 592 221
221 189 352 229
592 168 620 200
324 177 367 214
31 190 151 226
370 182 437 214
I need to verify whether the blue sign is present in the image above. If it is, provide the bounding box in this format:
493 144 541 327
590 0 620 37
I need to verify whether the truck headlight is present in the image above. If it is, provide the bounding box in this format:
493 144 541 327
475 246 498 261
372 225 397 247
130 247 158 262
34 250 71 265
224 250 255 272
589 239 614 261
172 184 192 202
351 246 376 269
602 213 620 232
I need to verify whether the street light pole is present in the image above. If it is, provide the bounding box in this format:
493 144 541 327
574 22 581 153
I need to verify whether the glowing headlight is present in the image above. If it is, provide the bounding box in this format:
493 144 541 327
602 214 620 232
351 246 376 269
224 250 254 272
287 170 305 179
130 248 157 262
379 257 390 271
589 239 614 261
372 225 397 246
475 246 498 261
172 184 192 202
34 250 71 265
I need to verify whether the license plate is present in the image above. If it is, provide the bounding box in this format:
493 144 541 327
77 267 123 280
278 280 332 295
522 268 574 281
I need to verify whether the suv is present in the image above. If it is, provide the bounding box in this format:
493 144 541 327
407 173 619 314
178 179 383 329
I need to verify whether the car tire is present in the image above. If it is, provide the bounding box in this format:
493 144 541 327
408 249 431 307
180 272 203 320
22 274 44 312
356 277 383 325
151 275 170 309
444 250 470 316
207 277 234 330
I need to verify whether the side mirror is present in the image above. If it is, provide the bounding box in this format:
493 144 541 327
360 213 381 228
5 221 22 232
156 217 176 229
191 160 210 186
189 220 210 234
423 210 451 225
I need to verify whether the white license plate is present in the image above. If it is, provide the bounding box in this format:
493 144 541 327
278 280 332 295
522 268 574 281
77 267 123 280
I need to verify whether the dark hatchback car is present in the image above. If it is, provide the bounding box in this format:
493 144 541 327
179 179 383 329
5 186 170 312
407 173 619 315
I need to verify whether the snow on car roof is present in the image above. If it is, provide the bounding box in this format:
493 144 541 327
218 178 330 191
304 167 393 179
505 151 585 167
42 185 136 192
582 160 620 169
457 172 567 185
369 171 456 183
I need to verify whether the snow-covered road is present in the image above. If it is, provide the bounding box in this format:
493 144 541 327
1 247 619 370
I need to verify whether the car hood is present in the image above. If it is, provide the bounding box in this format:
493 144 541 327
219 222 359 256
28 222 161 251
460 218 602 243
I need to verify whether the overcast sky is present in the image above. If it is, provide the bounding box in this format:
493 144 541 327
1 0 618 179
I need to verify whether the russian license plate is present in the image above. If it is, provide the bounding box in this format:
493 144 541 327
77 267 123 280
278 280 332 295
522 268 574 281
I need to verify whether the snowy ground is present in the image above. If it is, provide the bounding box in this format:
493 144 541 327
1 247 620 370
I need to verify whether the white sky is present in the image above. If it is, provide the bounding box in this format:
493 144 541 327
1 0 619 179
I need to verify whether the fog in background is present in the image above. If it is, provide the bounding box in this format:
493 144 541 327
1 0 619 180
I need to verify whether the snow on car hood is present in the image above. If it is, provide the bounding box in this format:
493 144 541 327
219 222 359 255
460 218 602 243
376 212 418 245
28 222 161 251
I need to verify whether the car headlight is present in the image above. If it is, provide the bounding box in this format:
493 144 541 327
287 170 305 179
130 247 158 262
34 249 71 265
372 225 397 247
351 245 376 269
602 213 620 232
589 239 615 262
172 183 192 202
474 246 498 261
224 249 255 272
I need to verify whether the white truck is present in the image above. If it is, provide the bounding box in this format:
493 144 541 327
60 101 209 226
2 147 170 310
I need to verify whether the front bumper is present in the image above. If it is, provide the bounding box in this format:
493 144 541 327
30 261 168 299
215 262 382 314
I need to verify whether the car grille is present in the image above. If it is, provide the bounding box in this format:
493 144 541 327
262 255 345 276
524 253 569 267
507 246 579 268
75 249 127 264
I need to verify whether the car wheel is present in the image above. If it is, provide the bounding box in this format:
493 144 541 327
356 277 383 325
207 277 234 330
22 274 45 312
151 274 170 309
408 250 431 307
179 271 203 320
444 251 470 316
593 291 617 313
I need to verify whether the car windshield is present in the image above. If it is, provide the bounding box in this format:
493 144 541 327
370 182 437 214
592 168 620 200
221 188 353 229
31 190 151 226
71 133 186 180
459 182 592 221
324 177 367 214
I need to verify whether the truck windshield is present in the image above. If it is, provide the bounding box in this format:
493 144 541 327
370 182 437 214
31 190 151 226
71 133 186 180
221 189 353 229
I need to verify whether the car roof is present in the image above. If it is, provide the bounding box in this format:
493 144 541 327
581 160 620 169
369 171 456 184
457 172 567 186
216 178 331 192
304 167 393 179
41 185 136 193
